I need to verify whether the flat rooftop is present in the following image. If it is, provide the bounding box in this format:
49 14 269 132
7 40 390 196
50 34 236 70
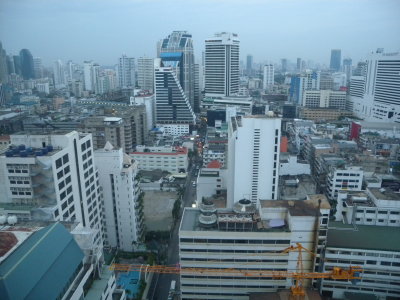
369 188 400 201
260 196 330 216
327 222 400 252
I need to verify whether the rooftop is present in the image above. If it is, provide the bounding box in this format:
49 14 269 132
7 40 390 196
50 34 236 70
260 196 330 216
327 222 400 252
369 188 400 201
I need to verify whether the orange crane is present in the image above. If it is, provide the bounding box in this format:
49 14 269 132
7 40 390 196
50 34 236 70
110 243 362 298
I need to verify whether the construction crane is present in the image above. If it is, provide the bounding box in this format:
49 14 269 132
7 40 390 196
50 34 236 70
110 243 362 298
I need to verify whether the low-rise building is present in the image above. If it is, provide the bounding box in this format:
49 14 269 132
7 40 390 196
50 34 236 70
131 145 188 174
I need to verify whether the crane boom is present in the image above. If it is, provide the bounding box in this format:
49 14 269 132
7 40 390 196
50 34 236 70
110 264 362 280
110 243 362 297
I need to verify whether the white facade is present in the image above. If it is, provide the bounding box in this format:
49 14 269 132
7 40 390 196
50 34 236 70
263 64 274 90
195 168 227 206
303 90 347 110
131 93 155 131
349 51 400 122
227 115 281 207
205 32 240 97
137 57 154 92
118 55 135 88
279 155 311 176
94 143 144 251
179 197 330 299
326 167 363 202
83 61 99 92
131 146 188 173
335 189 400 226
53 59 66 89
0 131 103 246
157 123 190 137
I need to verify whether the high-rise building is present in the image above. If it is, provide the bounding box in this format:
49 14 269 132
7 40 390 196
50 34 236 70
342 57 352 81
13 55 21 76
0 42 8 83
246 54 253 75
205 32 239 97
263 64 274 90
6 54 15 75
290 71 321 104
0 131 104 246
83 61 100 92
94 142 144 251
53 59 67 88
118 55 135 88
33 57 43 79
297 57 302 72
281 58 287 73
154 59 196 125
350 50 400 122
330 49 341 72
19 49 35 80
159 31 195 108
137 57 154 92
193 63 201 112
227 115 281 207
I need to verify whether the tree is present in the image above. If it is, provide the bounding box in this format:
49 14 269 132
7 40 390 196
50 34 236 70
172 198 181 222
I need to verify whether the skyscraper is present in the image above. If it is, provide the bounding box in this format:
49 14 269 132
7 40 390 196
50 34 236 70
290 71 321 104
227 115 281 207
281 58 287 73
342 57 352 81
297 57 302 72
159 31 195 107
330 49 341 71
137 57 154 92
118 54 135 88
13 55 21 76
205 32 239 97
19 48 35 79
246 54 253 75
33 57 43 79
0 42 8 83
193 63 201 112
83 61 99 92
53 59 66 88
154 59 196 125
263 64 274 90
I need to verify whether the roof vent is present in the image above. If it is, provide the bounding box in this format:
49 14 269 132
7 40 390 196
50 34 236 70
233 198 256 214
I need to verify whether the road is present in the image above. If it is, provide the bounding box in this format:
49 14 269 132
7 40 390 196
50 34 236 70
147 164 198 300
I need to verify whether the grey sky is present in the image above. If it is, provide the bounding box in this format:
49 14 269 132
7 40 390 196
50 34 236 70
1 0 399 67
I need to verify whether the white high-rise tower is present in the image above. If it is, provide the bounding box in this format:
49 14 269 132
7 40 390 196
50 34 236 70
205 32 240 97
137 57 154 92
118 55 135 88
227 114 281 207
263 64 274 90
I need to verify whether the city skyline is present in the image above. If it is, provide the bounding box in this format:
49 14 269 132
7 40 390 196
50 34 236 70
1 0 399 66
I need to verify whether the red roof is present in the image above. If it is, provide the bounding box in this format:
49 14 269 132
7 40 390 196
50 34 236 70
207 160 222 169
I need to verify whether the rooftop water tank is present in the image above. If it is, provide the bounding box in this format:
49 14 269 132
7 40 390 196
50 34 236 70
20 150 28 157
18 144 26 150
5 150 13 157
0 215 7 225
35 150 43 156
7 215 17 225
47 145 54 152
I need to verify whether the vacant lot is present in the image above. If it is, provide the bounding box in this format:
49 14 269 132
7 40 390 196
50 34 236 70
143 190 177 231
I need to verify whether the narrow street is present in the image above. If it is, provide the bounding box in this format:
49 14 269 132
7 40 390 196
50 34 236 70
148 164 198 300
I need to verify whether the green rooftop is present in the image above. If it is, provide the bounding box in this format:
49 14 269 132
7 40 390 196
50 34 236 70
327 222 400 252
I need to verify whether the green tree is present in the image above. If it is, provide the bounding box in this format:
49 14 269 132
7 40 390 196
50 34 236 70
172 198 181 222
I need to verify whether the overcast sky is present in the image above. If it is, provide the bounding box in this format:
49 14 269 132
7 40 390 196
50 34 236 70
1 0 399 67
